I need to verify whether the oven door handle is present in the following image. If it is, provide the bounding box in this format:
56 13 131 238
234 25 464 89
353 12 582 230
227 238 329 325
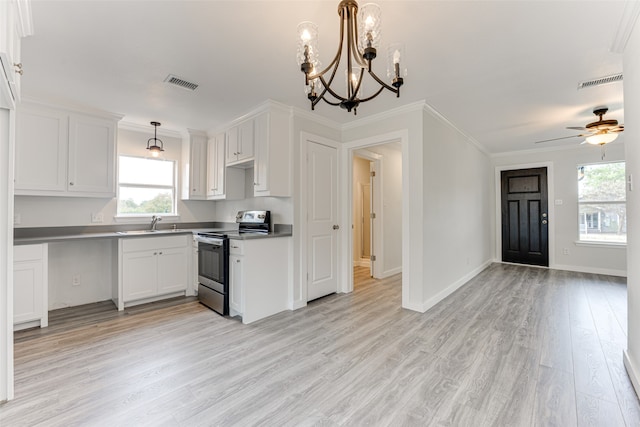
196 238 224 246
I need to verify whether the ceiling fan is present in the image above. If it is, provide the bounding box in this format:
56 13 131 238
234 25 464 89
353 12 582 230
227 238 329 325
533 107 624 146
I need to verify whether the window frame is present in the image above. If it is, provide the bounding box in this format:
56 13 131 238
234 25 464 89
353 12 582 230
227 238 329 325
116 154 178 218
577 161 626 245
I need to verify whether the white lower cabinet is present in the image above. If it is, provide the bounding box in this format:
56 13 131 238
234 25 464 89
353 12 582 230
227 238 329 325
13 244 48 330
118 235 189 310
228 237 290 324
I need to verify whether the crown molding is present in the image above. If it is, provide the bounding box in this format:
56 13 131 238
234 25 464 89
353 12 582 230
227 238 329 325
340 100 426 132
611 0 640 53
118 121 182 139
490 140 625 158
291 106 343 131
421 102 490 156
20 96 124 121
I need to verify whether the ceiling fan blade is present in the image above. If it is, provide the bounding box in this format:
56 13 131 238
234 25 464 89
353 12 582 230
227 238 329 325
533 134 586 144
610 126 624 132
566 126 587 130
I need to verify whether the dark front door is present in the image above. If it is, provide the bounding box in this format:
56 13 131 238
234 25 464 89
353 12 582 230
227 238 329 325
501 167 549 266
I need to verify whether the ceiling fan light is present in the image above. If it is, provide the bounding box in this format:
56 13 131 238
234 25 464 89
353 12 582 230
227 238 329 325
585 132 618 145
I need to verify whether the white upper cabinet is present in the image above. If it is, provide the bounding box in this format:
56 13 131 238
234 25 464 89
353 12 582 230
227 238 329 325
226 119 254 166
253 107 292 197
206 133 244 200
68 113 116 195
0 0 33 109
14 103 120 197
181 129 207 200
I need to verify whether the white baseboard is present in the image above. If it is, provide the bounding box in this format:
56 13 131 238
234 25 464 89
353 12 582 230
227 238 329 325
419 260 493 313
624 350 640 399
551 263 627 277
291 300 307 310
379 266 402 279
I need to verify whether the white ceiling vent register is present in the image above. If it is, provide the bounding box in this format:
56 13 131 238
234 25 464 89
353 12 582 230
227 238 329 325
577 73 623 90
164 74 199 91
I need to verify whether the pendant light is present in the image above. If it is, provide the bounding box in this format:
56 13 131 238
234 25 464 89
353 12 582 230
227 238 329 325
147 121 164 157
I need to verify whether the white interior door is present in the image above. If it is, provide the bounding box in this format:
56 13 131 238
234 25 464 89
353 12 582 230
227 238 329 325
307 141 338 301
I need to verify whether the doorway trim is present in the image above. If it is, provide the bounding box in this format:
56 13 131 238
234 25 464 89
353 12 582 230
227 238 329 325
494 161 555 268
353 149 382 278
341 130 408 300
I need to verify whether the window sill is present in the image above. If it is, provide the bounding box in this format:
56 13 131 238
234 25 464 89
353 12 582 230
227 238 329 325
114 214 180 224
574 240 627 249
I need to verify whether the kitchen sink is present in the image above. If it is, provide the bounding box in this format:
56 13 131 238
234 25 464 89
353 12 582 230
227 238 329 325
116 230 159 235
116 229 188 235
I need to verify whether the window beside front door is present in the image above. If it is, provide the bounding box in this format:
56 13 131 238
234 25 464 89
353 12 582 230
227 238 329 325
577 162 626 244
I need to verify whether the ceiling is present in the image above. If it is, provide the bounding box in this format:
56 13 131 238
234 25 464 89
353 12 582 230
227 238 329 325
21 1 628 154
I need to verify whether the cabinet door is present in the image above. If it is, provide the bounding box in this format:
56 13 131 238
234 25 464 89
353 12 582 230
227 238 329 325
68 114 116 195
13 260 43 324
188 134 207 199
14 106 68 193
157 247 189 295
207 133 226 198
237 119 254 162
206 137 218 198
226 126 239 164
122 251 157 301
253 113 269 193
229 254 243 315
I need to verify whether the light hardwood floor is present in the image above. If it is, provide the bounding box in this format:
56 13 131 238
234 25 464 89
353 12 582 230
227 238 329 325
1 263 639 426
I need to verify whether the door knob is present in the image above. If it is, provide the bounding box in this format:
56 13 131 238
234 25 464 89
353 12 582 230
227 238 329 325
333 225 340 230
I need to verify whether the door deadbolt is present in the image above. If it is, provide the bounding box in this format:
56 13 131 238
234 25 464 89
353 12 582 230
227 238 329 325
542 213 548 218
542 220 548 225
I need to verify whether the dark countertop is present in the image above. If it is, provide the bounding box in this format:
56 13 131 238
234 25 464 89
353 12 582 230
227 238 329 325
13 223 292 245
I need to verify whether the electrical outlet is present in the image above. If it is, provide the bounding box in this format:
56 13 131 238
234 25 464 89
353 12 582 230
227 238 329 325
563 248 569 255
91 212 104 223
14 213 21 225
72 275 81 286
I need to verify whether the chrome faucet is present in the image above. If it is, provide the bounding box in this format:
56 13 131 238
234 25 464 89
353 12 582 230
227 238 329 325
150 215 162 230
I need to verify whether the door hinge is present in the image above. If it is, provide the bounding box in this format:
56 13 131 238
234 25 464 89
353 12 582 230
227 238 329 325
370 213 376 219
370 171 376 177
370 255 376 261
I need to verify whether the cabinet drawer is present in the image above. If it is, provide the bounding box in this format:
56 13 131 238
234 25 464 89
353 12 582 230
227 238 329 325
229 240 244 255
14 244 44 262
121 234 189 252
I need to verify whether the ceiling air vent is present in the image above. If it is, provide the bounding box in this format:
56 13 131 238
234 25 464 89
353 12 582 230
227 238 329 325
578 73 623 90
164 74 199 91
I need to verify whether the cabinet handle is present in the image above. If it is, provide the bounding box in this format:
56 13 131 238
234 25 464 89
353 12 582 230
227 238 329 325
333 225 340 230
159 251 163 255
153 252 157 255
69 182 74 186
236 259 240 263
193 188 196 192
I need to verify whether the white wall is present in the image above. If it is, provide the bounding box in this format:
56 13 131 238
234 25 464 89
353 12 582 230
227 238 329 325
623 13 640 397
214 167 293 226
367 143 403 276
492 143 627 276
48 240 114 309
1 107 15 400
421 108 494 310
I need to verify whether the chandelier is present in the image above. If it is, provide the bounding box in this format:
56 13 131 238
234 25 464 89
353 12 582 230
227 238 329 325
297 0 406 115
146 121 164 157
